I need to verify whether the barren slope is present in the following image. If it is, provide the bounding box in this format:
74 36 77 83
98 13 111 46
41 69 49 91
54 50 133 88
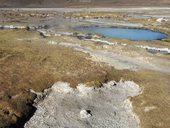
0 0 170 7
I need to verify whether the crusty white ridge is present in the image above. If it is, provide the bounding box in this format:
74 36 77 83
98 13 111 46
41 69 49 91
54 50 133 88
25 80 141 128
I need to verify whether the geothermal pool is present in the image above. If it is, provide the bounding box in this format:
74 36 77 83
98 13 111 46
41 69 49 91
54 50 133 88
76 27 167 41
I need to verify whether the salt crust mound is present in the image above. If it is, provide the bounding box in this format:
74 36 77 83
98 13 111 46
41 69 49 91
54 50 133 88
25 81 141 128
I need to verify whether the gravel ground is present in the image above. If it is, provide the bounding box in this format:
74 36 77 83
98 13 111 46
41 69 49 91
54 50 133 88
58 42 170 74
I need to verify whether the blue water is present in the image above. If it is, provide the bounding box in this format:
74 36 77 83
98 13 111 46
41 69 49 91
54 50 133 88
76 27 167 41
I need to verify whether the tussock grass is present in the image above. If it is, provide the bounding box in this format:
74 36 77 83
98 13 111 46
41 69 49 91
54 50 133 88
0 30 110 127
0 17 170 128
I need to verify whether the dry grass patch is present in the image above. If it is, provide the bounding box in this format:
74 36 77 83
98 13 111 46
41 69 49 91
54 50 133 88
0 28 170 128
105 66 170 128
0 30 110 127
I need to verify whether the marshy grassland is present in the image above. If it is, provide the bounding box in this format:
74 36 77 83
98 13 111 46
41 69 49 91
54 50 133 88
0 30 111 127
0 8 170 128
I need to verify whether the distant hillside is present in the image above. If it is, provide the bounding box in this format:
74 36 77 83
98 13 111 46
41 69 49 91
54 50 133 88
0 0 170 7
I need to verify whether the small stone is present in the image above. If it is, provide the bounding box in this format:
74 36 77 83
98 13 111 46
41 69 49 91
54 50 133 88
80 109 92 119
113 82 117 86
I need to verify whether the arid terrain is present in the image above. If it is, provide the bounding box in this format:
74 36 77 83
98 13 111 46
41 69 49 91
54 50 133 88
0 7 170 128
0 0 170 7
